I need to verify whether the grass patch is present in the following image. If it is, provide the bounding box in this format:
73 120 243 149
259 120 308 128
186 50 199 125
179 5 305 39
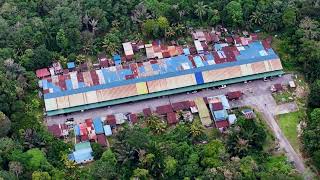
272 90 294 104
277 111 303 152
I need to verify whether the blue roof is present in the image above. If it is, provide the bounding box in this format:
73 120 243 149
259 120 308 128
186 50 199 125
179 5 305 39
93 117 104 134
74 125 80 136
67 62 75 69
70 148 93 164
43 41 279 99
113 54 121 65
70 142 93 164
213 109 228 121
183 48 190 55
215 95 230 109
194 56 204 67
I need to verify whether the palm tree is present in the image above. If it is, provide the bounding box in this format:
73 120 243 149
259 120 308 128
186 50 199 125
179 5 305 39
235 137 250 157
82 13 90 30
165 27 176 39
189 119 205 138
250 12 264 26
194 1 208 22
89 19 98 36
263 16 278 32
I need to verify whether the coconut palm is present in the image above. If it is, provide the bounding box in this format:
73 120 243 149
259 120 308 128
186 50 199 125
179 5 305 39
82 13 90 30
263 16 279 32
189 119 205 138
194 1 208 21
165 27 176 39
235 137 250 157
250 12 264 26
89 19 98 36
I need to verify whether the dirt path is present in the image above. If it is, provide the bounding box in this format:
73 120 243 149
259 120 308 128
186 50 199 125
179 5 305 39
242 95 305 173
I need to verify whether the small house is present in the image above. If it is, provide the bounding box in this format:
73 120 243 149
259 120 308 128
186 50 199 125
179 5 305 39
69 142 94 164
226 91 242 100
36 68 50 79
167 112 178 125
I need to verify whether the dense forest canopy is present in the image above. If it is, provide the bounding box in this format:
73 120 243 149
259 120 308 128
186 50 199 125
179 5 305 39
0 0 319 179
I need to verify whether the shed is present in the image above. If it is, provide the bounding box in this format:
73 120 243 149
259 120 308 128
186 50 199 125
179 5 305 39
156 105 173 115
242 109 255 119
97 134 107 147
226 91 242 100
215 120 229 129
103 125 112 136
172 101 191 111
113 54 121 65
67 62 75 69
106 115 116 126
143 108 152 116
129 113 138 124
93 117 104 134
289 81 296 88
271 84 283 92
36 68 50 78
115 113 127 124
228 114 237 125
167 112 178 125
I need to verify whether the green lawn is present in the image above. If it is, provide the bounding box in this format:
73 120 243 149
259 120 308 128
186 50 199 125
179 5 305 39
277 111 303 152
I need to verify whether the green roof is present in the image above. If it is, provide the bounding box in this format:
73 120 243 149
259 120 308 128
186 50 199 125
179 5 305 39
75 142 91 151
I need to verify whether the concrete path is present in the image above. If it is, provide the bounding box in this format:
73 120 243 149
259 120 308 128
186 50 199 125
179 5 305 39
45 74 306 173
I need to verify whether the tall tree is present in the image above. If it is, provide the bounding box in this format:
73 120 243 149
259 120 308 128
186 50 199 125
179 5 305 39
0 112 11 137
194 1 208 22
225 1 243 27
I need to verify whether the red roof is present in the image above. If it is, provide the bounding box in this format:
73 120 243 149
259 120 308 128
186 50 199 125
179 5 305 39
85 119 93 128
97 134 107 147
262 39 272 50
36 68 50 78
129 113 138 124
215 120 229 128
143 108 152 116
162 52 171 58
211 102 223 111
172 101 192 111
106 115 116 125
167 112 178 125
81 134 89 141
226 91 242 100
225 37 233 44
100 60 109 68
156 105 173 115
274 84 283 91
48 124 62 138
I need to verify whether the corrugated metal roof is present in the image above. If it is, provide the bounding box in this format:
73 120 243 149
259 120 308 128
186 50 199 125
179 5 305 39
194 97 212 126
46 70 284 116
